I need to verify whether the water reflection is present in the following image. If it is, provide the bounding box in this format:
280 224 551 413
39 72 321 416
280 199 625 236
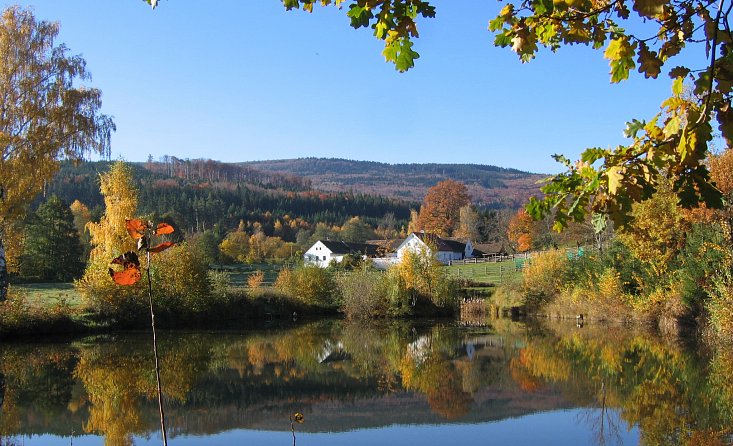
0 320 731 445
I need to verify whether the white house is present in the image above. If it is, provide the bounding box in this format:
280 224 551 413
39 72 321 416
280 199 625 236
396 232 474 265
303 240 380 268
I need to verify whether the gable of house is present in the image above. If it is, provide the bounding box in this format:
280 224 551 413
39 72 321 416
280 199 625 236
396 232 475 264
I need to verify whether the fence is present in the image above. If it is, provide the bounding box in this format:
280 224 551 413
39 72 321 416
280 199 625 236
448 252 530 266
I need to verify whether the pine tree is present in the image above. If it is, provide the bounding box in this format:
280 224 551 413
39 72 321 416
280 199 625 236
20 195 83 281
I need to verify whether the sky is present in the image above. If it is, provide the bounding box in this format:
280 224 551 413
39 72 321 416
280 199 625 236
7 1 700 173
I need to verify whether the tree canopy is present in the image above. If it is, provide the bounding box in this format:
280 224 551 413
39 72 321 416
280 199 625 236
417 180 470 237
0 6 114 300
20 195 83 282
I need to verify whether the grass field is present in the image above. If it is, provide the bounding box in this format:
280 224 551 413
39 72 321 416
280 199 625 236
213 263 285 288
11 282 85 309
446 260 525 285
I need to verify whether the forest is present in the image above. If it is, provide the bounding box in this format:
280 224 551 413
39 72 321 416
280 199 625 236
43 159 414 233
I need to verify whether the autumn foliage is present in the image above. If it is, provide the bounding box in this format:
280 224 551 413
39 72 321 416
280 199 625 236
507 208 535 253
416 180 470 237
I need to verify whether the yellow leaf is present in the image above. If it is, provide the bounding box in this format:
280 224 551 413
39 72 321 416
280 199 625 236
607 166 624 195
499 4 514 17
672 76 684 96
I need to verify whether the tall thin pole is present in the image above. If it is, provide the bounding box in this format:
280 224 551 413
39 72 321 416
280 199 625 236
147 251 168 446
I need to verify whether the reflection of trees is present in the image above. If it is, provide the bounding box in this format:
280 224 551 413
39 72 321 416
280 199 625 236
578 382 624 446
3 320 733 444
398 326 474 420
0 347 77 439
511 323 733 446
74 337 210 446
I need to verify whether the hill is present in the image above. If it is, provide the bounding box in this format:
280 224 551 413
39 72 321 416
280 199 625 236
44 159 414 237
243 158 545 209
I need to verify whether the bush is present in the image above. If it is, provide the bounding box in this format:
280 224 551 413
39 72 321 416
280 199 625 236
338 269 389 319
707 269 733 341
247 270 265 290
274 265 338 307
149 242 214 313
382 249 460 316
522 251 569 307
77 242 218 320
678 224 730 308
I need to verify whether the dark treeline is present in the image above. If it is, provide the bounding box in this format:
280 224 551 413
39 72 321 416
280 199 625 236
43 160 413 239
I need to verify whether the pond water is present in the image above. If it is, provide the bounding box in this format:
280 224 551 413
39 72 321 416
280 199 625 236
0 319 731 446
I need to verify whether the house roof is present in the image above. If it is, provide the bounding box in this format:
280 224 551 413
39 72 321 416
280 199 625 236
319 240 380 256
473 242 509 255
366 239 403 252
412 232 467 253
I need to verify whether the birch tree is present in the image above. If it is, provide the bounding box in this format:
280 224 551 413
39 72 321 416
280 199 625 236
0 7 114 300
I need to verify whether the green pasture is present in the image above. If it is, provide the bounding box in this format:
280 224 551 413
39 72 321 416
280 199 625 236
446 260 525 286
212 263 285 288
11 282 85 309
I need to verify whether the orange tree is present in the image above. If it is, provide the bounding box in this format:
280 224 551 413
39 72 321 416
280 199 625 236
507 208 536 252
416 180 470 237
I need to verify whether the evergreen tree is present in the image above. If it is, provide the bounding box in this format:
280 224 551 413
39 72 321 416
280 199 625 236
20 195 83 281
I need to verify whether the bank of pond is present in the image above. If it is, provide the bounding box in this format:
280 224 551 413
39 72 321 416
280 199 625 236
0 319 731 445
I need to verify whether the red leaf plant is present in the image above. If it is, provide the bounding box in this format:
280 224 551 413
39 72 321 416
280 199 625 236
109 217 176 446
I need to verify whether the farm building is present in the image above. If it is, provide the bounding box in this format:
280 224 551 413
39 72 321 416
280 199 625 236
396 232 475 265
303 240 380 268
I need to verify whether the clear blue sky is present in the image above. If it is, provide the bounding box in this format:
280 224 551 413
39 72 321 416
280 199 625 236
10 1 691 173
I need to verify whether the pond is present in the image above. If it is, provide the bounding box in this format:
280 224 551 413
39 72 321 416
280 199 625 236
0 319 731 446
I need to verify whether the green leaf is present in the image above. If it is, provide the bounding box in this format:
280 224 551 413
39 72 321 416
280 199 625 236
382 37 419 72
347 4 373 29
591 213 607 234
604 37 637 83
623 119 645 138
581 148 607 163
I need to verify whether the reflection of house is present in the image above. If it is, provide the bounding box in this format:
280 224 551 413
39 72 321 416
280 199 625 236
303 240 380 268
397 232 474 265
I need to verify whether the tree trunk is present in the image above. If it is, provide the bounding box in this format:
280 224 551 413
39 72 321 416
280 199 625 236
0 230 8 302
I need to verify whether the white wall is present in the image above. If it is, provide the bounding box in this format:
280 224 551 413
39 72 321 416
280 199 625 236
303 241 337 268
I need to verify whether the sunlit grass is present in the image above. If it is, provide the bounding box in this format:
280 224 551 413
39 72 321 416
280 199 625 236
11 282 85 309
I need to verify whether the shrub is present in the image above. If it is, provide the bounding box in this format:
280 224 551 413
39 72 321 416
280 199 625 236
678 223 730 308
208 269 230 300
149 242 213 313
707 269 733 341
522 251 569 308
78 242 217 319
76 259 148 319
247 270 265 290
274 265 338 307
337 269 389 319
382 249 460 316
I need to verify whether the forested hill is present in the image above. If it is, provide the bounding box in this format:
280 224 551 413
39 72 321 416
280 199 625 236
44 160 414 235
243 158 545 209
